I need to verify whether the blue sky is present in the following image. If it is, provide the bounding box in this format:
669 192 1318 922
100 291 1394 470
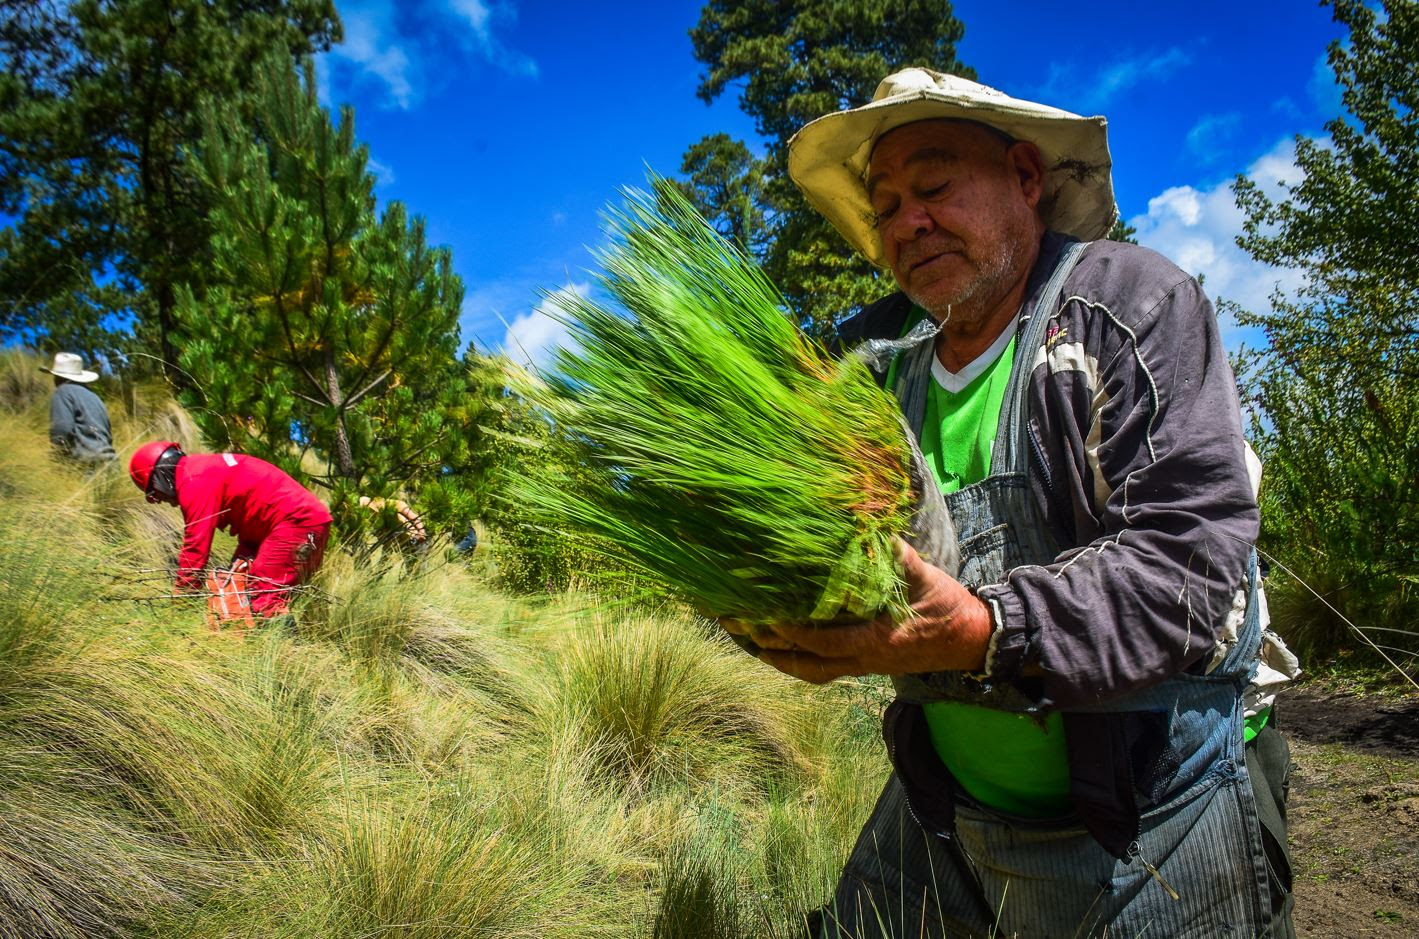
317 0 1347 364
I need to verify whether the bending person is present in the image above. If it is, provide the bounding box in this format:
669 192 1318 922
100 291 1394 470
129 441 333 616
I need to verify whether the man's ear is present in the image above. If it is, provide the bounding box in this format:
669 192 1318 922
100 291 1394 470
1006 140 1046 209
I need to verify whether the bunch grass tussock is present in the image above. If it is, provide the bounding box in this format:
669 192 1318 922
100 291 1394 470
0 347 52 415
0 408 891 937
0 772 203 939
25 643 337 854
170 784 630 939
317 793 607 939
0 507 106 685
511 181 916 624
543 609 814 797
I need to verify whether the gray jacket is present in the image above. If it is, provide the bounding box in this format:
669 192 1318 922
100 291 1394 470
838 232 1259 710
50 381 116 463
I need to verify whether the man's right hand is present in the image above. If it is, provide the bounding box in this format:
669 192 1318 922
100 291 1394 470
716 539 993 684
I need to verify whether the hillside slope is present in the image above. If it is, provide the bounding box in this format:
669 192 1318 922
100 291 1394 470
0 353 888 938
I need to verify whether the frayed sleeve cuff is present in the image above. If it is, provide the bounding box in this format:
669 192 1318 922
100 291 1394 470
974 586 1029 681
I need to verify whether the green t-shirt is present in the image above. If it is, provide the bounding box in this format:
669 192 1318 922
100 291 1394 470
1244 707 1270 742
892 309 1073 818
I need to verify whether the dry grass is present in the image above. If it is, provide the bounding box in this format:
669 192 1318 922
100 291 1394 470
0 370 886 938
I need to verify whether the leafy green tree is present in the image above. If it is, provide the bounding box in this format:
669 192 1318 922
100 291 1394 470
682 0 974 339
0 0 340 371
1231 0 1418 659
176 59 495 539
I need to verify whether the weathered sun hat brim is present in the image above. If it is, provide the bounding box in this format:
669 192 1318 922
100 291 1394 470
788 70 1118 268
39 352 99 383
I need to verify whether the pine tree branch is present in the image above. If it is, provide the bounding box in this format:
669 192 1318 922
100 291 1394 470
272 292 324 397
290 389 327 408
341 369 392 410
383 436 445 480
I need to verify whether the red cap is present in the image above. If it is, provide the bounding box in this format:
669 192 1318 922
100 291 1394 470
129 440 179 491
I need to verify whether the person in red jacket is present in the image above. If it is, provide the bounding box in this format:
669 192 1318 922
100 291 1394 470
129 441 333 616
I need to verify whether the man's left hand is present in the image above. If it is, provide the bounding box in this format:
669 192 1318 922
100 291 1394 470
741 539 994 684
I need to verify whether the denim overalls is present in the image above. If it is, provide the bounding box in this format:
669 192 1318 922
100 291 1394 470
821 240 1280 938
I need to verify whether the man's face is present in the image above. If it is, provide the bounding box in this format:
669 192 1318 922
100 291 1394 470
867 120 1044 324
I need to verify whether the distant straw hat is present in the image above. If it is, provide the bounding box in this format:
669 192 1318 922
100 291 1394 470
788 67 1117 268
39 351 100 383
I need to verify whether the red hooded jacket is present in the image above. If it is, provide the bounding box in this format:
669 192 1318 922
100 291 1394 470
175 453 332 587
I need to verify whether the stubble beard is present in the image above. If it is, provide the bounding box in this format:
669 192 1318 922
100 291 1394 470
907 215 1036 330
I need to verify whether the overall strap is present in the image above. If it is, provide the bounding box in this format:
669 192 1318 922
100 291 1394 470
991 238 1089 474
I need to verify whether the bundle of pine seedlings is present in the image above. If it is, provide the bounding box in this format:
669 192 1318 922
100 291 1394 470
510 179 949 625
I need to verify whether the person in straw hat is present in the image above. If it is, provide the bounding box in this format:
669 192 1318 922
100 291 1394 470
41 351 117 464
726 69 1295 938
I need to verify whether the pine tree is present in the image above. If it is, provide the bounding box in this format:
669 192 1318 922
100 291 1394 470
680 1 974 340
0 0 340 371
176 58 492 539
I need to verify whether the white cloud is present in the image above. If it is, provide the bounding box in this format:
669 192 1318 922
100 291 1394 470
448 0 491 31
1184 112 1242 162
367 156 396 186
329 3 414 108
448 0 538 77
1147 186 1203 226
1040 47 1191 111
1130 138 1309 348
324 0 536 110
501 282 589 371
458 277 538 351
1247 143 1303 191
1307 50 1343 119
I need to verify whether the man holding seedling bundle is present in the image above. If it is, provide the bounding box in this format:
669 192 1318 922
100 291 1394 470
128 441 333 617
732 69 1296 937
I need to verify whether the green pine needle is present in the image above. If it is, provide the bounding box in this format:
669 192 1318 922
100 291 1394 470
510 179 915 624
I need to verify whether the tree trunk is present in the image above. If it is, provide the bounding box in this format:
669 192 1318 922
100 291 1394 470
155 278 187 389
324 346 357 478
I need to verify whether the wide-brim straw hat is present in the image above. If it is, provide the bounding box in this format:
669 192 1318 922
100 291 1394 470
39 351 99 383
788 68 1117 268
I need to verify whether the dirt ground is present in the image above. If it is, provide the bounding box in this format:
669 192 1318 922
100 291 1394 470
1279 681 1419 937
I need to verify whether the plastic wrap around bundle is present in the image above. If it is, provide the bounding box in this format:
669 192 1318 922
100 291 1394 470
722 323 960 656
854 318 961 580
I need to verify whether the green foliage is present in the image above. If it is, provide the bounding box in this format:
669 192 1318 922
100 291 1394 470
481 394 616 594
1231 0 1419 661
681 0 973 339
1106 217 1139 243
174 57 498 540
510 182 916 624
674 133 769 258
0 0 340 368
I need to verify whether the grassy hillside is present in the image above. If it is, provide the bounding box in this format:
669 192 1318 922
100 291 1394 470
0 350 890 938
